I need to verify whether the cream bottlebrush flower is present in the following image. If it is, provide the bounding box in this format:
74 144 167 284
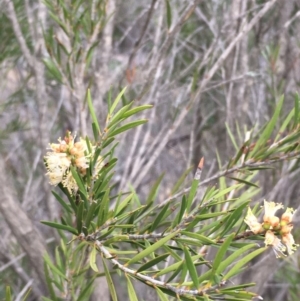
280 223 293 236
281 207 296 225
45 132 90 194
264 230 286 258
45 152 71 185
281 233 299 255
62 171 79 195
263 200 283 230
244 207 263 234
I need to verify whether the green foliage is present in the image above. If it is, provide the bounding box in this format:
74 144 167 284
41 91 300 300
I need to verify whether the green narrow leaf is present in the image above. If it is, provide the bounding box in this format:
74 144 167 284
52 191 72 213
76 201 84 234
42 297 56 301
87 89 101 138
212 184 241 199
107 102 133 129
211 233 235 280
183 246 199 288
273 107 295 144
191 65 199 92
21 288 31 301
181 231 216 245
294 92 299 129
146 173 165 204
219 202 249 237
107 102 133 131
179 260 188 283
150 202 170 231
229 139 251 168
109 87 127 114
122 105 153 119
223 247 267 280
40 221 78 235
216 243 258 275
97 188 110 227
114 193 133 216
186 179 199 212
70 167 87 197
85 201 98 229
5 286 12 301
43 262 57 300
225 122 239 151
126 232 178 265
48 11 69 35
171 166 194 195
195 211 228 221
137 253 169 273
77 279 95 301
165 0 172 29
126 275 138 301
102 258 118 301
172 195 186 227
89 245 98 272
228 177 259 188
251 95 284 155
107 120 148 137
155 287 169 301
43 58 62 82
102 137 115 149
58 183 77 213
44 253 67 280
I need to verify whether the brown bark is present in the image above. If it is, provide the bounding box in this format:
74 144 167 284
0 158 48 297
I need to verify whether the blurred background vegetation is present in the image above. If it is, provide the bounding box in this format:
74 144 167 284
0 0 300 300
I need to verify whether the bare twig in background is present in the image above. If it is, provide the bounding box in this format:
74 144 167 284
0 158 47 297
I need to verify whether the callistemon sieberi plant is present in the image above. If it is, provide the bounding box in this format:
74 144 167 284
39 93 300 301
44 131 103 194
245 200 299 258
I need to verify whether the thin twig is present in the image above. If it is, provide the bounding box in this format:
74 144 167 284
94 240 219 297
4 0 34 67
159 150 300 208
127 0 157 69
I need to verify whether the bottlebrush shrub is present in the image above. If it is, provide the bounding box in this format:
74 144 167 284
42 90 300 301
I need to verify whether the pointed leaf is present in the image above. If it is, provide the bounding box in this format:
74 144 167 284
126 232 178 265
225 122 239 151
216 243 257 275
150 202 170 231
251 95 284 155
87 89 101 138
89 245 98 272
41 221 78 235
171 166 194 195
126 275 138 301
123 105 153 119
164 0 172 29
228 177 259 188
155 287 169 301
146 173 165 204
52 191 72 213
102 258 118 301
183 246 199 288
109 87 127 114
107 120 148 137
137 253 169 273
211 233 235 279
223 247 267 280
44 253 67 280
5 287 12 301
107 102 133 129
